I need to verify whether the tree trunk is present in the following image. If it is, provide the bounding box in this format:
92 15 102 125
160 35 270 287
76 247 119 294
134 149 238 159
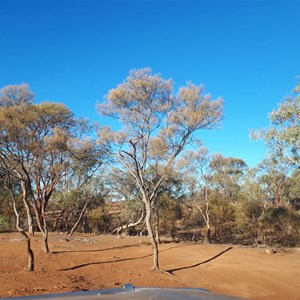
22 231 34 271
42 230 49 253
204 226 211 244
31 196 50 253
52 209 65 231
144 200 159 271
20 181 34 236
26 213 34 236
154 206 160 245
42 201 50 253
214 226 220 242
69 202 88 237
9 183 34 271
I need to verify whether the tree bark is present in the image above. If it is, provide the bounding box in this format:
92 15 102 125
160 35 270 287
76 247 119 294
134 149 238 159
41 202 49 253
154 206 160 245
9 182 34 271
42 230 49 253
20 181 34 236
144 200 159 271
30 195 50 253
22 231 34 271
204 226 211 244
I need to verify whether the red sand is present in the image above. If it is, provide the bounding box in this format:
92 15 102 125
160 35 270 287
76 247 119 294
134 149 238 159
0 232 299 299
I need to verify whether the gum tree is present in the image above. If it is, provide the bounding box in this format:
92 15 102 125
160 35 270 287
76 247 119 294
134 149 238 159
0 84 102 258
251 82 300 168
97 68 223 271
0 83 35 235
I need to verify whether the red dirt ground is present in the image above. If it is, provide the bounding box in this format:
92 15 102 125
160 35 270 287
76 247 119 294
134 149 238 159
0 232 299 299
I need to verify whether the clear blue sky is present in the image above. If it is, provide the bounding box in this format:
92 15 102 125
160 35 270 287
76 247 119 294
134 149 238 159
0 0 299 167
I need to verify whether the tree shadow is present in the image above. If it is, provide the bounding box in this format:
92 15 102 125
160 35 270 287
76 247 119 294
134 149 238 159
166 246 233 274
59 253 153 271
58 245 181 271
52 244 147 254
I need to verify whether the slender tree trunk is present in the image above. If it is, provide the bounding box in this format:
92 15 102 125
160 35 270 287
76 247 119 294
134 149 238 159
37 200 44 224
26 211 34 236
154 206 160 245
204 226 211 244
52 209 65 231
31 196 50 253
41 202 49 253
144 200 159 271
42 233 49 253
193 189 211 244
8 183 34 271
22 231 34 271
69 202 88 237
20 181 34 236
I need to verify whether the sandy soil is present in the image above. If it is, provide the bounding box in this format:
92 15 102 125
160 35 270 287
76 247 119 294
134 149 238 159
0 232 299 299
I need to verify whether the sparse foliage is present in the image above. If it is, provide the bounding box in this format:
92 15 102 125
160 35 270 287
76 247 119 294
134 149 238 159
0 83 103 270
251 82 300 167
97 68 223 270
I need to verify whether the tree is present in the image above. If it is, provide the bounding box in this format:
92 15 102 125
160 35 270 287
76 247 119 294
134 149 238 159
287 169 300 210
0 84 102 260
0 83 34 107
97 68 223 270
178 148 213 243
258 158 291 207
209 154 248 205
251 82 300 168
51 174 107 236
0 84 36 235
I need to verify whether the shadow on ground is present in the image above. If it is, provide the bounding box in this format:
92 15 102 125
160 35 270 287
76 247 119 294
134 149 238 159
166 246 233 274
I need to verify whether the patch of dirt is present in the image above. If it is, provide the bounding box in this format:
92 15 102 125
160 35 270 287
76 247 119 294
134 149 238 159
0 232 299 299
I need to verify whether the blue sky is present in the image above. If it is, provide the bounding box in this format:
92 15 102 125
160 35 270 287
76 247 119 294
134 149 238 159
0 0 299 167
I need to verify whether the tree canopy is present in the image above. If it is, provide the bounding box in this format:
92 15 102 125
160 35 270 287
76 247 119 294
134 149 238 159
97 68 223 270
251 82 300 168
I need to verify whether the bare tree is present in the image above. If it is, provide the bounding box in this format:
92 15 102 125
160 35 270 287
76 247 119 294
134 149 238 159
97 68 223 271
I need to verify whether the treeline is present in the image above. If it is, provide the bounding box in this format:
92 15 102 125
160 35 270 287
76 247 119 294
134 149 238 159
0 69 299 272
1 155 299 247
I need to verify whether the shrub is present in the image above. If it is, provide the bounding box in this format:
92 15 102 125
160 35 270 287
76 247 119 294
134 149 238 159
260 206 300 247
156 193 182 238
0 215 8 231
